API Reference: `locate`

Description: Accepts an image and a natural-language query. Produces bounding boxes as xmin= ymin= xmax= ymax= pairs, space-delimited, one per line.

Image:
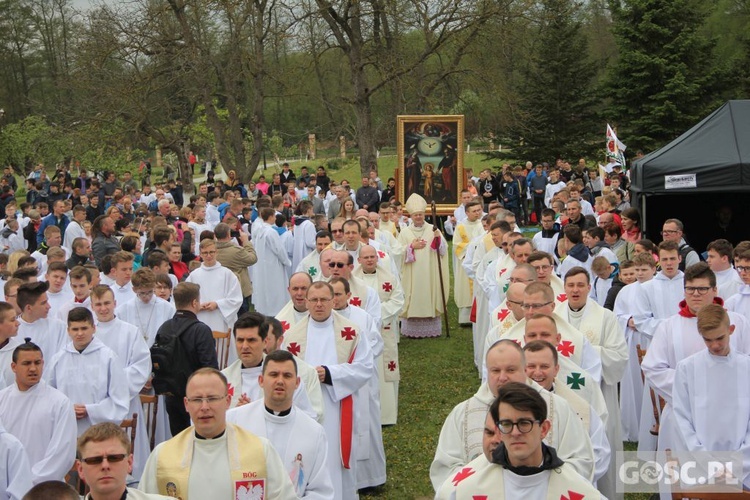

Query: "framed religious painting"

xmin=397 ymin=115 xmax=464 ymax=214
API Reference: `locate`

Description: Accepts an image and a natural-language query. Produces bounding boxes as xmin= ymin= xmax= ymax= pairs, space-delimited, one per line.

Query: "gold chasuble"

xmin=155 ymin=424 xmax=267 ymax=500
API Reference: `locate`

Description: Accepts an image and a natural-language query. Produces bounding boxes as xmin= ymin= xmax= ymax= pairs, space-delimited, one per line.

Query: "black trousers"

xmin=165 ymin=395 xmax=191 ymax=436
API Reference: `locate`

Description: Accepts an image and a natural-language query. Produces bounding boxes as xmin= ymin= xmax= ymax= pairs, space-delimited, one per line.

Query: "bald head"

xmin=506 ymin=282 xmax=527 ymax=320
xmin=355 ymin=209 xmax=369 ymax=219
xmin=358 ymin=245 xmax=378 ymax=272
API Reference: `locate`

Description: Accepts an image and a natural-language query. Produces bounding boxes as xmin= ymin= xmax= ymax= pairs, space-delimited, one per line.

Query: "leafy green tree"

xmin=506 ymin=0 xmax=600 ymax=162
xmin=603 ymin=0 xmax=729 ymax=152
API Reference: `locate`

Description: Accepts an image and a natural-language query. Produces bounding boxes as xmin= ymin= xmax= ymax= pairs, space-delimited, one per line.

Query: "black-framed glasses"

xmin=80 ymin=454 xmax=127 ymax=465
xmin=736 ymin=266 xmax=750 ymax=273
xmin=684 ymin=286 xmax=712 ymax=295
xmin=496 ymin=418 xmax=540 ymax=434
xmin=328 ymin=262 xmax=346 ymax=268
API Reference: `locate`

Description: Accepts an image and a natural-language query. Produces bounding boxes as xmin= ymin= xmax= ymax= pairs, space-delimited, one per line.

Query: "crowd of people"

xmin=0 ymin=158 xmax=746 ymax=500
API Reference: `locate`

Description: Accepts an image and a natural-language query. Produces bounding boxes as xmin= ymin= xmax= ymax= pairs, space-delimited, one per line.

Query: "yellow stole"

xmin=155 ymin=424 xmax=267 ymax=500
xmin=283 ymin=312 xmax=360 ymax=469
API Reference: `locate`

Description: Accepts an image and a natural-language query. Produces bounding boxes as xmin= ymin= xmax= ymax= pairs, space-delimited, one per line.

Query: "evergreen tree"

xmin=508 ymin=0 xmax=599 ymax=162
xmin=603 ymin=0 xmax=728 ymax=153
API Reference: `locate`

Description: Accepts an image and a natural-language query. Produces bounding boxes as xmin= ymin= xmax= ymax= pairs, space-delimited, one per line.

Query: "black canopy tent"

xmin=630 ymin=100 xmax=750 ymax=251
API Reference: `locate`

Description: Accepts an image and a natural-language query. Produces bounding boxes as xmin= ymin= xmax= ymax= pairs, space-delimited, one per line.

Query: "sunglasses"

xmin=328 ymin=262 xmax=346 ymax=268
xmin=80 ymin=454 xmax=127 ymax=465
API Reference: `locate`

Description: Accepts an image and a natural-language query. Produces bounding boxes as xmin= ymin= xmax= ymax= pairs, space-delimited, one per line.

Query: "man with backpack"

xmin=661 ymin=218 xmax=701 ymax=271
xmin=151 ymin=282 xmax=218 ymax=435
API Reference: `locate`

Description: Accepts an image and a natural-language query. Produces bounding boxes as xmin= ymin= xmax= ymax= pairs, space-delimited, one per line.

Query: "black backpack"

xmin=150 ymin=318 xmax=198 ymax=397
xmin=678 ymin=243 xmax=705 ymax=271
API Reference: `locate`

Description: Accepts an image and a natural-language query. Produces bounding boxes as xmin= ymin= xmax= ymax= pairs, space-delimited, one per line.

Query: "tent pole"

xmin=641 ymin=194 xmax=647 ymax=237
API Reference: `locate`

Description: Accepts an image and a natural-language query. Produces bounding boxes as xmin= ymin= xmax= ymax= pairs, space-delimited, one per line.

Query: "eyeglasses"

xmin=307 ymin=297 xmax=331 ymax=304
xmin=496 ymin=418 xmax=540 ymax=434
xmin=521 ymin=301 xmax=553 ymax=310
xmin=736 ymin=266 xmax=750 ymax=273
xmin=186 ymin=395 xmax=226 ymax=405
xmin=331 ymin=229 xmax=343 ymax=234
xmin=661 ymin=229 xmax=680 ymax=235
xmin=135 ymin=290 xmax=154 ymax=298
xmin=684 ymin=286 xmax=712 ymax=295
xmin=507 ymin=299 xmax=523 ymax=306
xmin=80 ymin=454 xmax=127 ymax=465
xmin=328 ymin=262 xmax=346 ymax=268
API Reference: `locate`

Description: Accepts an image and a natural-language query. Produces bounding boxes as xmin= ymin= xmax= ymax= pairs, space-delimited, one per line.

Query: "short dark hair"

xmin=658 ymin=240 xmax=679 ymax=254
xmin=173 ymin=282 xmax=200 ymax=309
xmin=523 ymin=339 xmax=559 ymax=366
xmin=707 ymin=239 xmax=733 ymax=260
xmin=68 ymin=306 xmax=94 ymax=325
xmin=213 ymin=223 xmax=231 ymax=240
xmin=260 ymin=317 xmax=284 ymax=341
xmin=12 ymin=267 xmax=39 ymax=283
xmin=263 ymin=349 xmax=298 ymax=375
xmin=684 ymin=262 xmax=716 ymax=288
xmin=147 ymin=252 xmax=170 ymax=269
xmin=328 ymin=276 xmax=351 ymax=294
xmin=69 ymin=266 xmax=92 ymax=283
xmin=12 ymin=338 xmax=42 ymax=363
xmin=316 ymin=230 xmax=332 ymax=241
xmin=564 ymin=266 xmax=590 ymax=284
xmin=489 ymin=381 xmax=547 ymax=424
xmin=234 ymin=311 xmax=267 ymax=339
xmin=17 ymin=281 xmax=49 ymax=311
xmin=22 ymin=480 xmax=79 ymax=500
xmin=46 ymin=261 xmax=68 ymax=275
xmin=563 ymin=224 xmax=582 ymax=244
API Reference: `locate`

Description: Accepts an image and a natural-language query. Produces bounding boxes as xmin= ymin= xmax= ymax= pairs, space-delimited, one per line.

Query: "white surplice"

xmin=296 ymin=249 xmax=323 ymax=280
xmin=62 ymin=220 xmax=86 ymax=252
xmin=0 ymin=422 xmax=33 ymax=500
xmin=287 ymin=315 xmax=373 ymax=500
xmin=111 ymin=281 xmax=136 ymax=307
xmin=292 ymin=218 xmax=317 ymax=272
xmin=632 ymin=271 xmax=684 ymax=338
xmin=642 ymin=309 xmax=750 ymax=453
xmin=18 ymin=317 xmax=68 ymax=361
xmin=673 ymin=349 xmax=750 ymax=488
xmin=221 ymin=357 xmax=320 ymax=422
xmin=95 ymin=317 xmax=152 ymax=478
xmin=251 ymin=221 xmax=292 ymax=316
xmin=56 ymin=297 xmax=94 ymax=323
xmin=116 ymin=295 xmax=176 ymax=347
xmin=226 ymin=402 xmax=334 ymax=499
xmin=45 ymin=337 xmax=130 ymax=435
xmin=337 ymin=305 xmax=386 ymax=489
xmin=0 ymin=380 xmax=77 ymax=484
xmin=726 ymin=284 xmax=750 ymax=322
xmin=429 ymin=381 xmax=595 ymax=491
xmin=46 ymin=288 xmax=74 ymax=320
xmin=614 ymin=281 xmax=646 ymax=442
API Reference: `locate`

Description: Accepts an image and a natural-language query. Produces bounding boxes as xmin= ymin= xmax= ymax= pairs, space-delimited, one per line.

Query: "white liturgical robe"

xmin=116 ymin=295 xmax=176 ymax=347
xmin=46 ymin=288 xmax=74 ymax=319
xmin=642 ymin=307 xmax=750 ymax=453
xmin=429 ymin=381 xmax=595 ymax=492
xmin=673 ymin=349 xmax=750 ymax=488
xmin=282 ymin=313 xmax=373 ymax=500
xmin=95 ymin=317 xmax=152 ymax=478
xmin=45 ymin=337 xmax=130 ymax=435
xmin=0 ymin=380 xmax=77 ymax=484
xmin=18 ymin=317 xmax=68 ymax=362
xmin=221 ymin=357 xmax=321 ymax=422
xmin=632 ymin=271 xmax=685 ymax=338
xmin=226 ymin=402 xmax=335 ymax=499
xmin=292 ymin=218 xmax=317 ymax=271
xmin=0 ymin=338 xmax=21 ymax=389
xmin=0 ymin=422 xmax=33 ymax=500
xmin=252 ymin=220 xmax=293 ymax=316
xmin=726 ymin=284 xmax=750 ymax=322
xmin=615 ymin=281 xmax=646 ymax=442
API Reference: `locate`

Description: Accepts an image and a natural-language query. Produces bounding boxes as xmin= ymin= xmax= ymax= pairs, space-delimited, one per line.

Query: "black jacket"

xmin=155 ymin=310 xmax=218 ymax=372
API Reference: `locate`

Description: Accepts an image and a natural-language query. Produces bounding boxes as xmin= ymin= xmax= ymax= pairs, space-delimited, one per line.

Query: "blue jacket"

xmin=36 ymin=213 xmax=70 ymax=245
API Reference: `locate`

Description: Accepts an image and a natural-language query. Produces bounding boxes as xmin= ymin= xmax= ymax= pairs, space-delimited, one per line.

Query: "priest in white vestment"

xmin=140 ymin=368 xmax=298 ymax=499
xmin=275 ymin=273 xmax=314 ymax=330
xmin=726 ymin=251 xmax=750 ymax=320
xmin=397 ymin=194 xmax=448 ymax=338
xmin=295 ymin=232 xmax=332 ymax=281
xmin=328 ymin=250 xmax=382 ymax=328
xmin=90 ymin=285 xmax=152 ymax=479
xmin=330 ymin=278 xmax=386 ymax=490
xmin=353 ymin=245 xmax=405 ymax=425
xmin=430 ymin=340 xmax=595 ymax=491
xmin=436 ymin=381 xmax=603 ymax=500
xmin=221 ymin=311 xmax=320 ymax=421
xmin=558 ymin=266 xmax=627 ymax=499
xmin=292 ymin=201 xmax=317 ymax=271
xmin=672 ymin=304 xmax=750 ymax=489
xmin=281 ymin=282 xmax=373 ymax=500
xmin=452 ymin=201 xmax=485 ymax=324
xmin=227 ymin=350 xmax=335 ymax=499
xmin=0 ymin=340 xmax=77 ymax=484
xmin=251 ymin=208 xmax=292 ymax=316
xmin=642 ymin=263 xmax=750 ymax=454
xmin=16 ymin=281 xmax=68 ymax=361
xmin=45 ymin=307 xmax=130 ymax=436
